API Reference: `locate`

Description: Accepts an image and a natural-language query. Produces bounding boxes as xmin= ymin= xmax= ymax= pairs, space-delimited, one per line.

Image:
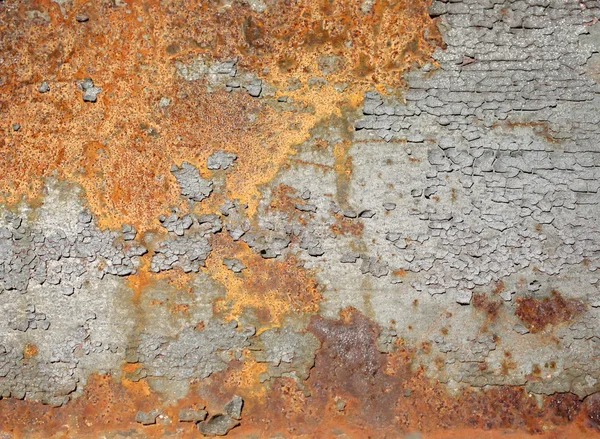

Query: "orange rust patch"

xmin=330 ymin=213 xmax=364 ymax=237
xmin=332 ymin=138 xmax=354 ymax=205
xmin=515 ymin=290 xmax=585 ymax=333
xmin=0 ymin=0 xmax=440 ymax=231
xmin=268 ymin=184 xmax=303 ymax=217
xmin=221 ymin=355 xmax=268 ymax=400
xmin=169 ymin=303 xmax=190 ymax=314
xmin=500 ymin=359 xmax=518 ymax=376
xmin=126 ymin=242 xmax=197 ymax=302
xmin=0 ymin=373 xmax=164 ymax=439
xmin=206 ymin=232 xmax=322 ymax=326
xmin=23 ymin=343 xmax=38 ymax=359
xmin=393 ymin=268 xmax=407 ymax=277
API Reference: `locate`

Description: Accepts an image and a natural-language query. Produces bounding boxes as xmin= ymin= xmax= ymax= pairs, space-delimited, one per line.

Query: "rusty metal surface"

xmin=1 ymin=0 xmax=600 ymax=438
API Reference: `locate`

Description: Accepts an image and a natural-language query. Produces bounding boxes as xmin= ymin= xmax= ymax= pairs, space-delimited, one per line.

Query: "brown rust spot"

xmin=500 ymin=359 xmax=517 ymax=376
xmin=515 ymin=290 xmax=585 ymax=333
xmin=492 ymin=279 xmax=504 ymax=295
xmin=548 ymin=393 xmax=582 ymax=423
xmin=472 ymin=293 xmax=502 ymax=320
xmin=330 ymin=213 xmax=364 ymax=237
xmin=307 ymin=308 xmax=403 ymax=425
xmin=586 ymin=393 xmax=600 ymax=430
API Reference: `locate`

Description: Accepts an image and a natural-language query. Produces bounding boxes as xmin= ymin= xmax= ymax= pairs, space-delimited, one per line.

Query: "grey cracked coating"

xmin=251 ymin=325 xmax=320 ymax=395
xmin=207 ymin=150 xmax=237 ymax=170
xmin=171 ymin=162 xmax=213 ymax=202
xmin=179 ymin=408 xmax=208 ymax=422
xmin=198 ymin=413 xmax=240 ymax=436
xmin=78 ymin=77 xmax=102 ymax=102
xmin=222 ymin=257 xmax=246 ymax=273
xmin=129 ymin=321 xmax=252 ymax=380
xmin=0 ymin=181 xmax=144 ymax=405
xmin=37 ymin=81 xmax=49 ymax=93
xmin=150 ymin=232 xmax=212 ymax=273
xmin=3 ymin=0 xmax=600 ymax=419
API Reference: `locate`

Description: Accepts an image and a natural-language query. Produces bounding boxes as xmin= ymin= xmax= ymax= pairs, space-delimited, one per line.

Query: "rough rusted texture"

xmin=2 ymin=0 xmax=600 ymax=437
xmin=207 ymin=231 xmax=322 ymax=325
xmin=472 ymin=293 xmax=502 ymax=321
xmin=587 ymin=393 xmax=600 ymax=430
xmin=515 ymin=291 xmax=586 ymax=333
xmin=300 ymin=309 xmax=591 ymax=436
xmin=0 ymin=0 xmax=440 ymax=231
xmin=2 ymin=308 xmax=600 ymax=438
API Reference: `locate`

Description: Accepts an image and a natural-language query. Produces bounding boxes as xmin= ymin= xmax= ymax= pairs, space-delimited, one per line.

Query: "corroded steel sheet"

xmin=1 ymin=0 xmax=600 ymax=438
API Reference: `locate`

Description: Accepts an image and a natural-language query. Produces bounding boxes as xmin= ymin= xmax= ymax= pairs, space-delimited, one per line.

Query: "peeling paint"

xmin=2 ymin=0 xmax=600 ymax=437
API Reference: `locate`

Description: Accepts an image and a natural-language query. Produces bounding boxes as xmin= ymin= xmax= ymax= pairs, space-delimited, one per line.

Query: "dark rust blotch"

xmin=515 ymin=290 xmax=585 ymax=333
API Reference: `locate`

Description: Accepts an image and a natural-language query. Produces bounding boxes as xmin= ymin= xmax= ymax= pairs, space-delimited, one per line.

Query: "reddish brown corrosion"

xmin=515 ymin=290 xmax=585 ymax=333
xmin=587 ymin=393 xmax=600 ymax=430
xmin=472 ymin=293 xmax=502 ymax=320
xmin=0 ymin=0 xmax=441 ymax=231
xmin=1 ymin=1 xmax=600 ymax=438
xmin=2 ymin=308 xmax=600 ymax=438
xmin=243 ymin=309 xmax=600 ymax=438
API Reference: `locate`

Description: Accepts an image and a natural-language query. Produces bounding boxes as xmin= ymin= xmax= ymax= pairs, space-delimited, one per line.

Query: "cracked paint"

xmin=2 ymin=0 xmax=600 ymax=438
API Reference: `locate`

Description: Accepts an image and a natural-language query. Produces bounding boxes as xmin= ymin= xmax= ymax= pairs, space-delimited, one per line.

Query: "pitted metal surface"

xmin=1 ymin=0 xmax=600 ymax=438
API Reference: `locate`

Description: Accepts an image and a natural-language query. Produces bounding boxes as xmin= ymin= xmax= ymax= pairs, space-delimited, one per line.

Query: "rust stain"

xmin=2 ymin=308 xmax=600 ymax=438
xmin=492 ymin=120 xmax=563 ymax=144
xmin=0 ymin=0 xmax=440 ymax=231
xmin=268 ymin=184 xmax=304 ymax=217
xmin=333 ymin=139 xmax=354 ymax=208
xmin=587 ymin=393 xmax=600 ymax=430
xmin=330 ymin=213 xmax=364 ymax=237
xmin=23 ymin=343 xmax=38 ymax=359
xmin=492 ymin=280 xmax=505 ymax=295
xmin=238 ymin=308 xmax=600 ymax=438
xmin=393 ymin=268 xmax=407 ymax=277
xmin=0 ymin=373 xmax=164 ymax=439
xmin=221 ymin=355 xmax=269 ymax=401
xmin=168 ymin=303 xmax=190 ymax=314
xmin=472 ymin=293 xmax=502 ymax=321
xmin=207 ymin=232 xmax=322 ymax=326
xmin=515 ymin=290 xmax=585 ymax=333
xmin=2 ymin=1 xmax=595 ymax=438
